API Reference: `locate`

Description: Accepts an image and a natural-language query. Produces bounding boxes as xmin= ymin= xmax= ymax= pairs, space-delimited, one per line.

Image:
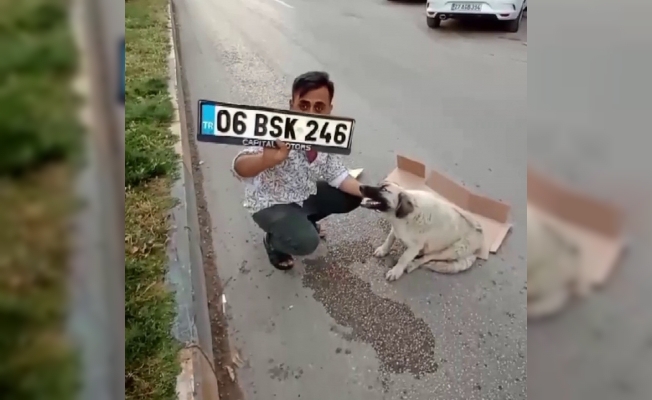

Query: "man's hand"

xmin=261 ymin=139 xmax=291 ymax=168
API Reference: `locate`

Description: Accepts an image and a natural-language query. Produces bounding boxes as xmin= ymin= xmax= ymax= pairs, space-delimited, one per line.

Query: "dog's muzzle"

xmin=361 ymin=198 xmax=383 ymax=209
xmin=360 ymin=185 xmax=389 ymax=211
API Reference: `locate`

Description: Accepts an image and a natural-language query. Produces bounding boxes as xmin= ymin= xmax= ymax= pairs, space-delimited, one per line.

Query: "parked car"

xmin=426 ymin=0 xmax=527 ymax=32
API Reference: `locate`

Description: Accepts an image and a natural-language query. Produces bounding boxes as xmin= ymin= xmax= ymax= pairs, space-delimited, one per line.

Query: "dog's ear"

xmin=395 ymin=192 xmax=414 ymax=219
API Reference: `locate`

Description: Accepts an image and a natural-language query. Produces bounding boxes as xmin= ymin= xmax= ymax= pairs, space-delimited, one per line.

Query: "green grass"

xmin=125 ymin=0 xmax=177 ymax=187
xmin=0 ymin=0 xmax=81 ymax=398
xmin=0 ymin=0 xmax=82 ymax=176
xmin=125 ymin=0 xmax=181 ymax=399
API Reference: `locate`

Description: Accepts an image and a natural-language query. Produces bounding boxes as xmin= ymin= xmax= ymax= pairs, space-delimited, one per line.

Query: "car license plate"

xmin=451 ymin=2 xmax=482 ymax=11
xmin=198 ymin=100 xmax=356 ymax=155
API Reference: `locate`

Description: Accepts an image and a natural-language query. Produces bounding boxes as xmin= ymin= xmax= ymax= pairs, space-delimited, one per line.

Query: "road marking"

xmin=271 ymin=0 xmax=293 ymax=9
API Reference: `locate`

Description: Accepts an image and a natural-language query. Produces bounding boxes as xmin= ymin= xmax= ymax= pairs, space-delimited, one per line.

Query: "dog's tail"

xmin=426 ymin=255 xmax=477 ymax=274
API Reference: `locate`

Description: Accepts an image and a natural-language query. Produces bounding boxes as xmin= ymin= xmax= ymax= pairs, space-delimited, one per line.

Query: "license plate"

xmin=451 ymin=2 xmax=482 ymax=11
xmin=198 ymin=100 xmax=355 ymax=155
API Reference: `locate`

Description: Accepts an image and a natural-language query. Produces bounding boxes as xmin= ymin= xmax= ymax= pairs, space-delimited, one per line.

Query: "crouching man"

xmin=232 ymin=71 xmax=363 ymax=270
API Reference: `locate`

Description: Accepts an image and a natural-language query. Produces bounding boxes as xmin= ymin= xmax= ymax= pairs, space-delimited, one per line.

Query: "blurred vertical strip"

xmin=68 ymin=0 xmax=125 ymax=399
xmin=0 ymin=0 xmax=83 ymax=398
xmin=120 ymin=37 xmax=126 ymax=104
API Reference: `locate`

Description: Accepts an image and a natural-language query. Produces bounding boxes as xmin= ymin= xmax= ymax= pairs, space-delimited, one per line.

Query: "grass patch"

xmin=125 ymin=0 xmax=181 ymax=399
xmin=0 ymin=167 xmax=79 ymax=399
xmin=0 ymin=0 xmax=82 ymax=176
xmin=125 ymin=180 xmax=179 ymax=400
xmin=0 ymin=0 xmax=81 ymax=398
xmin=125 ymin=0 xmax=177 ymax=187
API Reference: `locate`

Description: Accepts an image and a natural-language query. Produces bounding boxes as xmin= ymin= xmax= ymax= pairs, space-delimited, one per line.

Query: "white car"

xmin=426 ymin=1 xmax=527 ymax=32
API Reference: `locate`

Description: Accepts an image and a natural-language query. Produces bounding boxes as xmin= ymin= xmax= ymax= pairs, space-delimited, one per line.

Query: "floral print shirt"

xmin=231 ymin=147 xmax=350 ymax=214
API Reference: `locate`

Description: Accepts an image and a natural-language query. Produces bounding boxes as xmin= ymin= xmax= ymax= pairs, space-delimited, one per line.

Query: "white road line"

xmin=271 ymin=0 xmax=294 ymax=9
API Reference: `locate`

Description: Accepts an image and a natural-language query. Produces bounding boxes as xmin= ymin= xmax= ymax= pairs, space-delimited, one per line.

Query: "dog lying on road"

xmin=360 ymin=181 xmax=484 ymax=282
xmin=527 ymin=207 xmax=587 ymax=319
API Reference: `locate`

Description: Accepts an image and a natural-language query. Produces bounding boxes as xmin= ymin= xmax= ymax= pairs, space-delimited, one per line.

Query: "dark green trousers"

xmin=252 ymin=181 xmax=361 ymax=256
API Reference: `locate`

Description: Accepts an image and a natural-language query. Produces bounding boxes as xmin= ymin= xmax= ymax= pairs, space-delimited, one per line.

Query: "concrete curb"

xmin=69 ymin=0 xmax=125 ymax=399
xmin=166 ymin=3 xmax=220 ymax=400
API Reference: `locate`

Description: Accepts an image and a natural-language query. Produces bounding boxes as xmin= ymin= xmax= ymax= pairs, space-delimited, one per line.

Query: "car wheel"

xmin=427 ymin=16 xmax=441 ymax=29
xmin=505 ymin=7 xmax=523 ymax=32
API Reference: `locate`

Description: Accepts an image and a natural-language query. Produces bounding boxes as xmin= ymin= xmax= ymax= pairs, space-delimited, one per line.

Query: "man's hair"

xmin=292 ymin=71 xmax=334 ymax=101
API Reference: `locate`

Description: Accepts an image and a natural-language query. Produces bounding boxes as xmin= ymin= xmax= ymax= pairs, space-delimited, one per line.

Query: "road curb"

xmin=167 ymin=2 xmax=220 ymax=400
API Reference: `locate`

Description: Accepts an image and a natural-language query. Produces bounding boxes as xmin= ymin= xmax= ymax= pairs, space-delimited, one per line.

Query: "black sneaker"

xmin=263 ymin=233 xmax=294 ymax=270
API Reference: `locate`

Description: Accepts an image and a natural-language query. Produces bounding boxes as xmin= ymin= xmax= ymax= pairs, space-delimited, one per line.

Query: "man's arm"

xmin=339 ymin=175 xmax=363 ymax=197
xmin=233 ymin=140 xmax=290 ymax=178
xmin=232 ymin=147 xmax=267 ymax=179
xmin=321 ymin=154 xmax=363 ymax=197
xmin=234 ymin=152 xmax=275 ymax=178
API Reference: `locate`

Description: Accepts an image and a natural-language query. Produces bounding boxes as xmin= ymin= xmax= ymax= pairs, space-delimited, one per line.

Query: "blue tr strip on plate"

xmin=200 ymin=104 xmax=216 ymax=135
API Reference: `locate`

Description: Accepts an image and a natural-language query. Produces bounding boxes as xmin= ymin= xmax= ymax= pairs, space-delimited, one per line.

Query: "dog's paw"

xmin=385 ymin=266 xmax=405 ymax=282
xmin=373 ymin=246 xmax=389 ymax=258
xmin=527 ymin=290 xmax=570 ymax=319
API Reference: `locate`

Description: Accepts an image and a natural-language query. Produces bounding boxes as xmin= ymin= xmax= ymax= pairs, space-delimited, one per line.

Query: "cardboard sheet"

xmin=527 ymin=168 xmax=626 ymax=287
xmin=385 ymin=155 xmax=512 ymax=259
xmin=348 ymin=168 xmax=364 ymax=179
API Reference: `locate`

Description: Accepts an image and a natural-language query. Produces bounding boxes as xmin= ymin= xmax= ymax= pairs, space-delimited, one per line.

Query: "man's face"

xmin=289 ymin=86 xmax=333 ymax=115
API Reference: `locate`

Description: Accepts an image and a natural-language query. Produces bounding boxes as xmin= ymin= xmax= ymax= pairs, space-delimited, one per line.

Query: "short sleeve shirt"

xmin=231 ymin=147 xmax=349 ymax=214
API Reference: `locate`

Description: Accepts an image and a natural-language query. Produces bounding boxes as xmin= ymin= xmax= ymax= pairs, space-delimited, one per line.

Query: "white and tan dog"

xmin=527 ymin=207 xmax=588 ymax=319
xmin=360 ymin=181 xmax=484 ymax=282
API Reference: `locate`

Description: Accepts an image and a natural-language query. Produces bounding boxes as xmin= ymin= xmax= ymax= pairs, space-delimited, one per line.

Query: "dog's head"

xmin=360 ymin=181 xmax=415 ymax=218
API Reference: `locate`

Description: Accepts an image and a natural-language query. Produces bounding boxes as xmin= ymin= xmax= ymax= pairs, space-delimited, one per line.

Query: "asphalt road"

xmin=173 ymin=0 xmax=527 ymax=399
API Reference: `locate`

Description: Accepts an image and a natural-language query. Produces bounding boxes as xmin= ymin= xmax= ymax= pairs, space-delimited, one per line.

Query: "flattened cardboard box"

xmin=527 ymin=167 xmax=626 ymax=287
xmin=348 ymin=168 xmax=364 ymax=179
xmin=385 ymin=155 xmax=512 ymax=260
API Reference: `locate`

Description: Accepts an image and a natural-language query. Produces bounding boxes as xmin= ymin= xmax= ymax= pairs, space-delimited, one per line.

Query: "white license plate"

xmin=451 ymin=2 xmax=482 ymax=11
xmin=198 ymin=100 xmax=355 ymax=155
